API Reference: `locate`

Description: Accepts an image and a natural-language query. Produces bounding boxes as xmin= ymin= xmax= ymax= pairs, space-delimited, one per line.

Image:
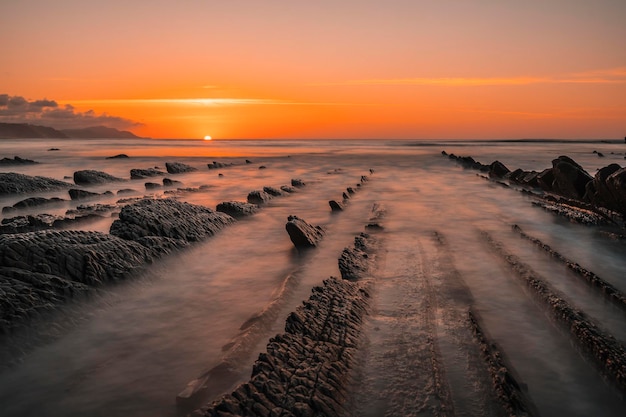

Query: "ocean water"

xmin=0 ymin=138 xmax=625 ymax=416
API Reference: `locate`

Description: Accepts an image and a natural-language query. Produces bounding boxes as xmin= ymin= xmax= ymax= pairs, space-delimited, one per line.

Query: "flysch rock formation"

xmin=444 ymin=152 xmax=626 ymax=227
xmin=0 ymin=230 xmax=168 ymax=334
xmin=110 ymin=198 xmax=234 ymax=243
xmin=166 ymin=162 xmax=198 ymax=174
xmin=285 ymin=215 xmax=325 ymax=249
xmin=73 ymin=170 xmax=126 ymax=186
xmin=194 ymin=233 xmax=378 ymax=417
xmin=0 ymin=198 xmax=236 ymax=334
xmin=216 ymin=201 xmax=260 ymax=219
xmin=0 ymin=172 xmax=73 ymax=195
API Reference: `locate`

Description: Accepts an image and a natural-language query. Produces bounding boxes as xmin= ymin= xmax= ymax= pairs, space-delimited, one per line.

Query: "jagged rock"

xmin=73 ymin=170 xmax=126 ymax=185
xmin=262 ymin=186 xmax=282 ymax=196
xmin=130 ymin=168 xmax=165 ymax=179
xmin=110 ymin=198 xmax=234 ymax=242
xmin=280 ymin=185 xmax=295 ymax=193
xmin=0 ymin=173 xmax=73 ymax=195
xmin=247 ymin=190 xmax=272 ymax=204
xmin=66 ymin=203 xmax=117 ymax=217
xmin=285 ymin=215 xmax=325 ymax=249
xmin=605 ymin=167 xmax=626 ymax=215
xmin=550 ymin=156 xmax=593 ymax=199
xmin=117 ymin=188 xmax=137 ymax=195
xmin=347 ymin=187 xmax=356 ymax=194
xmin=2 ymin=197 xmax=66 ymax=214
xmin=207 ymin=161 xmax=232 ymax=169
xmin=145 ymin=182 xmax=161 ymax=190
xmin=68 ymin=188 xmax=112 ymax=200
xmin=165 ymin=162 xmax=197 ymax=174
xmin=584 ymin=164 xmax=622 ymax=210
xmin=163 ymin=178 xmax=183 ymax=187
xmin=216 ymin=201 xmax=259 ymax=218
xmin=291 ymin=178 xmax=305 ymax=187
xmin=245 ymin=159 xmax=252 ymax=164
xmin=338 ymin=234 xmax=372 ymax=280
xmin=106 ymin=154 xmax=129 ymax=159
xmin=0 ymin=214 xmax=60 ymax=234
xmin=0 ymin=156 xmax=38 ymax=165
xmin=489 ymin=160 xmax=511 ymax=178
xmin=0 ymin=229 xmax=176 ymax=332
xmin=329 ymin=200 xmax=344 ymax=211
xmin=537 ymin=168 xmax=555 ymax=192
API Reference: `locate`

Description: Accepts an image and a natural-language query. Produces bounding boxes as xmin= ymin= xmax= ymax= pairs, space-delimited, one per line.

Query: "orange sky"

xmin=1 ymin=1 xmax=625 ymax=139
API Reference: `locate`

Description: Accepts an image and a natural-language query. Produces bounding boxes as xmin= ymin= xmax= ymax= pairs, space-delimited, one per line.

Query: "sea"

xmin=0 ymin=138 xmax=625 ymax=417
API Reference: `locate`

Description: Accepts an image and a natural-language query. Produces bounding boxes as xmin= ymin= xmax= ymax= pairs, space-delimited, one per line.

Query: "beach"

xmin=0 ymin=138 xmax=625 ymax=417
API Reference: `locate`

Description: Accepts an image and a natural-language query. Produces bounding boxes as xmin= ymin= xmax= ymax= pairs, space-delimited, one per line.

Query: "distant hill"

xmin=0 ymin=123 xmax=141 ymax=139
xmin=61 ymin=126 xmax=141 ymax=139
xmin=0 ymin=123 xmax=68 ymax=139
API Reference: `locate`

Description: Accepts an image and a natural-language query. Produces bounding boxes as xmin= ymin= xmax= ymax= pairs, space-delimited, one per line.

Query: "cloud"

xmin=0 ymin=94 xmax=142 ymax=129
xmin=321 ymin=67 xmax=626 ymax=87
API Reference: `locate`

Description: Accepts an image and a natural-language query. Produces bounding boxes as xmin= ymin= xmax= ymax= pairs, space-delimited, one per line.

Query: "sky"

xmin=1 ymin=0 xmax=625 ymax=139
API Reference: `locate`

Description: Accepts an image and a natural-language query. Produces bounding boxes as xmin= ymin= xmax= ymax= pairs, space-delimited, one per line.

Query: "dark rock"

xmin=605 ymin=167 xmax=626 ymax=215
xmin=551 ymin=156 xmax=592 ymax=199
xmin=537 ymin=168 xmax=555 ymax=192
xmin=216 ymin=201 xmax=259 ymax=218
xmin=441 ymin=150 xmax=448 ymax=156
xmin=280 ymin=185 xmax=296 ymax=193
xmin=207 ymin=161 xmax=233 ymax=169
xmin=488 ymin=160 xmax=511 ymax=178
xmin=0 ymin=156 xmax=38 ymax=165
xmin=68 ymin=188 xmax=112 ymax=201
xmin=247 ymin=190 xmax=272 ymax=204
xmin=48 ymin=148 xmax=60 ymax=151
xmin=583 ymin=164 xmax=622 ymax=209
xmin=117 ymin=188 xmax=137 ymax=195
xmin=73 ymin=170 xmax=126 ymax=185
xmin=338 ymin=234 xmax=373 ymax=280
xmin=285 ymin=215 xmax=325 ymax=249
xmin=145 ymin=182 xmax=162 ymax=190
xmin=245 ymin=159 xmax=252 ymax=164
xmin=262 ymin=186 xmax=282 ymax=196
xmin=110 ymin=198 xmax=234 ymax=243
xmin=165 ymin=162 xmax=197 ymax=174
xmin=258 ymin=165 xmax=267 ymax=169
xmin=163 ymin=178 xmax=183 ymax=187
xmin=347 ymin=187 xmax=355 ymax=194
xmin=291 ymin=178 xmax=305 ymax=187
xmin=342 ymin=192 xmax=350 ymax=200
xmin=0 ymin=214 xmax=60 ymax=234
xmin=52 ymin=213 xmax=104 ymax=229
xmin=329 ymin=200 xmax=344 ymax=211
xmin=130 ymin=168 xmax=165 ymax=179
xmin=218 ymin=173 xmax=223 ymax=177
xmin=0 ymin=173 xmax=73 ymax=195
xmin=2 ymin=197 xmax=66 ymax=213
xmin=106 ymin=154 xmax=129 ymax=159
xmin=0 ymin=229 xmax=178 ymax=332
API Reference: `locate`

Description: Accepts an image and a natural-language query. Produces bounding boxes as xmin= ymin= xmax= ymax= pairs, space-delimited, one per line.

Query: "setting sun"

xmin=204 ymin=135 xmax=212 ymax=141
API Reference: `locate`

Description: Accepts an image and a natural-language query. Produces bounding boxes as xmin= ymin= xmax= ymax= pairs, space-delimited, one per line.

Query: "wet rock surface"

xmin=73 ymin=170 xmax=126 ymax=186
xmin=130 ymin=168 xmax=166 ymax=179
xmin=216 ymin=201 xmax=260 ymax=218
xmin=445 ymin=152 xmax=626 ymax=226
xmin=285 ymin=215 xmax=325 ymax=249
xmin=0 ymin=156 xmax=38 ymax=166
xmin=0 ymin=173 xmax=73 ymax=195
xmin=110 ymin=198 xmax=234 ymax=243
xmin=165 ymin=162 xmax=197 ymax=174
xmin=2 ymin=197 xmax=66 ymax=214
xmin=0 ymin=230 xmax=166 ymax=333
xmin=68 ymin=188 xmax=113 ymax=201
xmin=247 ymin=190 xmax=273 ymax=205
xmin=196 ymin=234 xmax=376 ymax=417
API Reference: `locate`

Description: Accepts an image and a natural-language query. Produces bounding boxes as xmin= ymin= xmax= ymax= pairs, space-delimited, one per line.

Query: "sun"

xmin=204 ymin=135 xmax=212 ymax=141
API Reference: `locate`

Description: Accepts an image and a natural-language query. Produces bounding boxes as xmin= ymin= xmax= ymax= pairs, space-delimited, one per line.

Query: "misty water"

xmin=0 ymin=139 xmax=625 ymax=416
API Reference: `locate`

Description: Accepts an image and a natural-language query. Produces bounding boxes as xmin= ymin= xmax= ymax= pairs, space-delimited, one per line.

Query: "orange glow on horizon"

xmin=2 ymin=1 xmax=625 ymax=140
